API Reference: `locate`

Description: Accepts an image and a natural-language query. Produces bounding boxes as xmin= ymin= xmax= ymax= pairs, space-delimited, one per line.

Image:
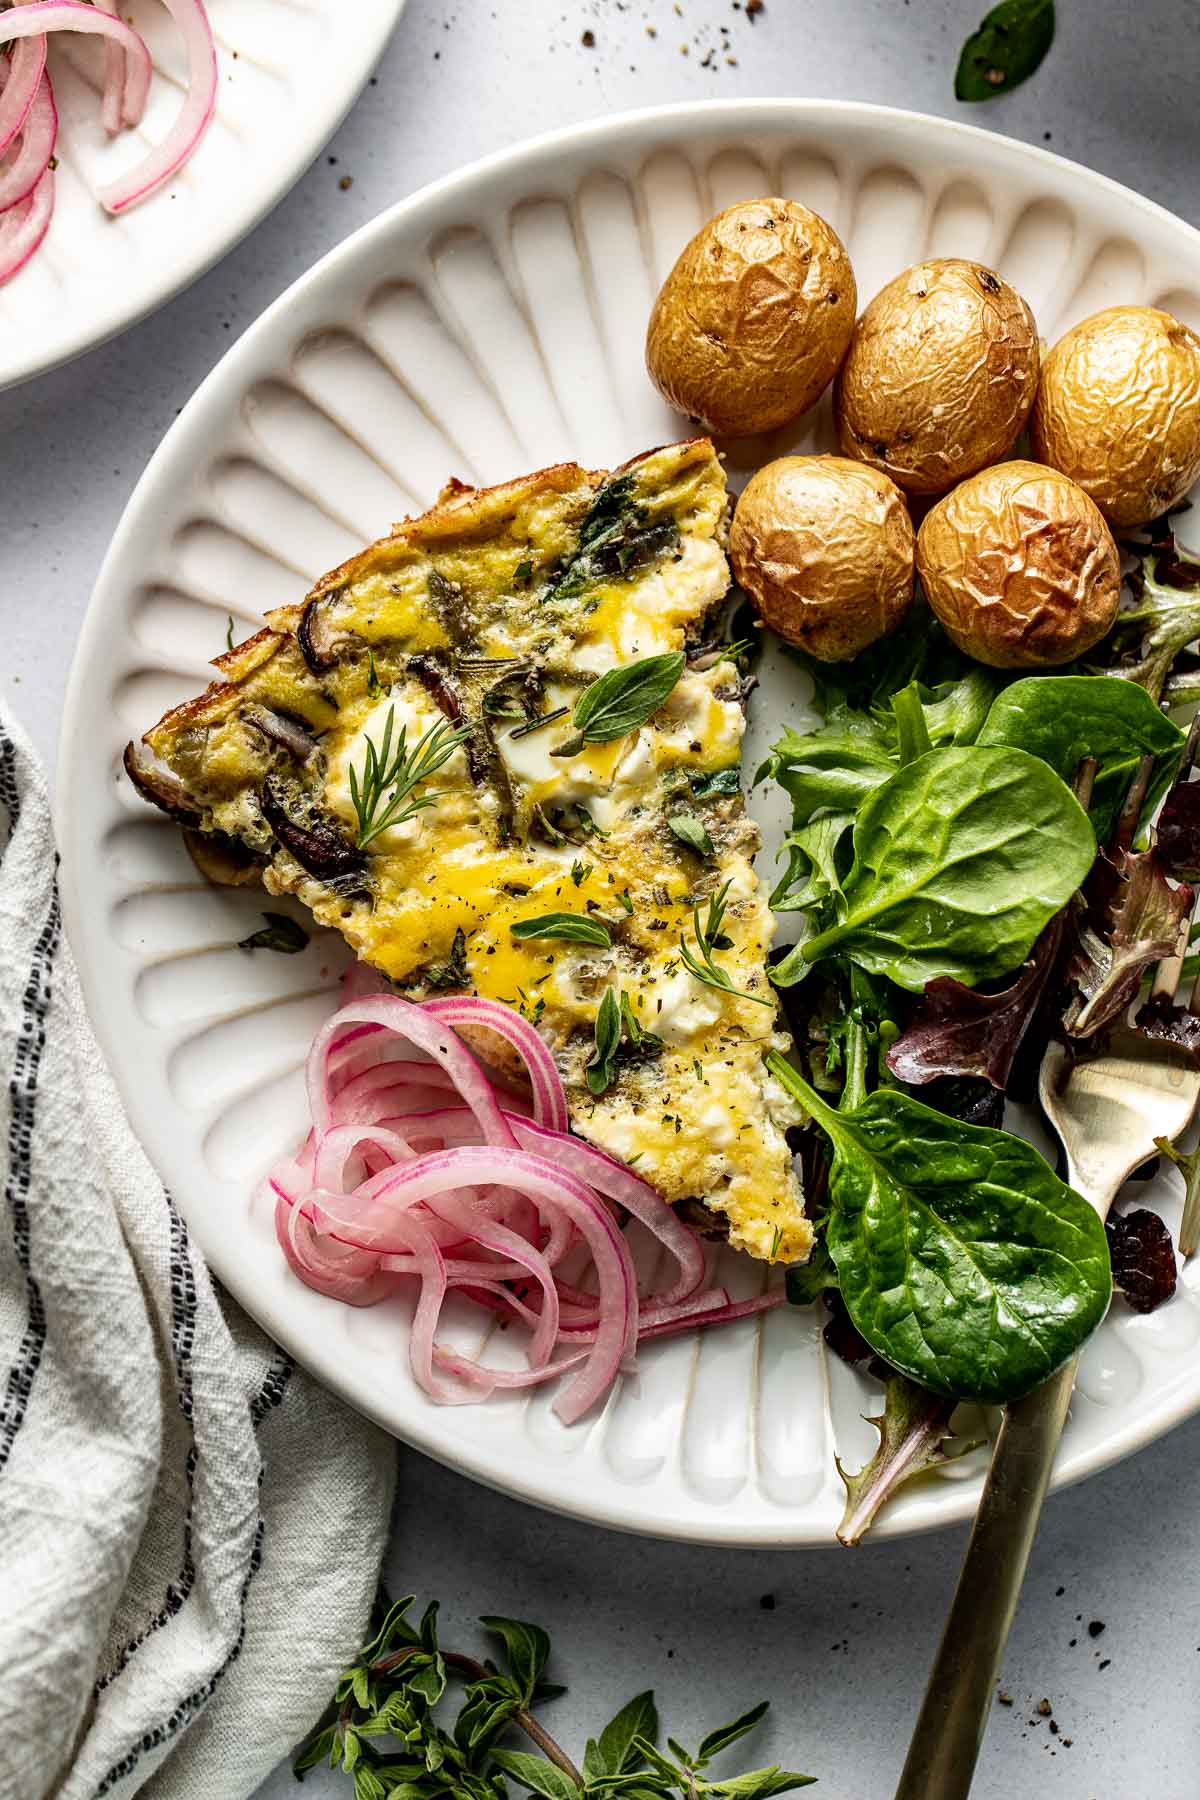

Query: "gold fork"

xmin=894 ymin=774 xmax=1200 ymax=1800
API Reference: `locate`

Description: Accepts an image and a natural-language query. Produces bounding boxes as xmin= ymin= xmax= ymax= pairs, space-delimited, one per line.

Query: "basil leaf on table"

xmin=797 ymin=746 xmax=1095 ymax=992
xmin=955 ymin=0 xmax=1055 ymax=101
xmin=554 ymin=651 xmax=685 ymax=756
xmin=766 ymin=1055 xmax=1112 ymax=1403
xmin=978 ymin=674 xmax=1185 ymax=842
xmin=511 ymin=912 xmax=612 ymax=948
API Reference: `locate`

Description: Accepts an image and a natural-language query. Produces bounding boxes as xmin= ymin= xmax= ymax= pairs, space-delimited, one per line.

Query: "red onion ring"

xmin=0 ymin=7 xmax=152 ymax=129
xmin=271 ymin=982 xmax=789 ymax=1425
xmin=0 ymin=70 xmax=55 ymax=213
xmin=0 ymin=37 xmax=47 ymax=159
xmin=99 ymin=0 xmax=217 ymax=214
xmin=0 ymin=162 xmax=52 ymax=285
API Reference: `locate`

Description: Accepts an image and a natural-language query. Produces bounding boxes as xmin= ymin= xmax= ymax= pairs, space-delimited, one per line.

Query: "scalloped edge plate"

xmin=58 ymin=100 xmax=1200 ymax=1544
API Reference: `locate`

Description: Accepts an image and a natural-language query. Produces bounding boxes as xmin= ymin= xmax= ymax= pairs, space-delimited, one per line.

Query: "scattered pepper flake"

xmin=581 ymin=27 xmax=596 ymax=46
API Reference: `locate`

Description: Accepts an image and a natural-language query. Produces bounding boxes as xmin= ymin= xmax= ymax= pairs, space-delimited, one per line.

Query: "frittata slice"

xmin=130 ymin=439 xmax=810 ymax=1263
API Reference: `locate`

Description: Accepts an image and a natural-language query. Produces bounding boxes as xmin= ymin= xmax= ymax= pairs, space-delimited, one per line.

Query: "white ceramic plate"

xmin=0 ymin=0 xmax=404 ymax=390
xmin=59 ymin=101 xmax=1200 ymax=1545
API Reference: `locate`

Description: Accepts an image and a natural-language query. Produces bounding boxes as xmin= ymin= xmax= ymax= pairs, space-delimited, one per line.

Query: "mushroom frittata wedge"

xmin=126 ymin=438 xmax=810 ymax=1263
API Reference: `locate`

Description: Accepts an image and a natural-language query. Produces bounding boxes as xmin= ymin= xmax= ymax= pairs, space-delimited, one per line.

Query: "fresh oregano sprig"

xmin=350 ymin=707 xmax=473 ymax=849
xmin=294 ymin=1595 xmax=815 ymax=1799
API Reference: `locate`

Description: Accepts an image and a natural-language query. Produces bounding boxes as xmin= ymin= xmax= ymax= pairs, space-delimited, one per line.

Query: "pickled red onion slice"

xmin=0 ymin=163 xmax=53 ymax=286
xmin=270 ymin=981 xmax=786 ymax=1424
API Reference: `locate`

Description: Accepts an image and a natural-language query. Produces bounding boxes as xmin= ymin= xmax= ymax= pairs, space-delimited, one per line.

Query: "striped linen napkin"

xmin=0 ymin=705 xmax=396 ymax=1799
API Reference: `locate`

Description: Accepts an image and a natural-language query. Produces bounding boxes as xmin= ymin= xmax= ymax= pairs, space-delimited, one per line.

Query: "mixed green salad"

xmin=759 ymin=522 xmax=1200 ymax=1540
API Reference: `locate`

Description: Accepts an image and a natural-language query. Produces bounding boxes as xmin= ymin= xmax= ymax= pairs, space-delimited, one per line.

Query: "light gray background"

xmin=4 ymin=1 xmax=1200 ymax=1795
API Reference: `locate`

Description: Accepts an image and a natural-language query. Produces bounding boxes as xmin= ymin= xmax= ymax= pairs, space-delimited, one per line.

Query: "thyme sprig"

xmin=680 ymin=881 xmax=774 ymax=1008
xmin=295 ymin=1593 xmax=815 ymax=1798
xmin=349 ymin=707 xmax=472 ymax=849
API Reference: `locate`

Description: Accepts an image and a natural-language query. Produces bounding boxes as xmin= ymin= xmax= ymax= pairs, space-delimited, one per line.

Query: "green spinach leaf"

xmin=978 ymin=674 xmax=1185 ymax=841
xmin=955 ymin=0 xmax=1055 ymax=101
xmin=766 ymin=1055 xmax=1112 ymax=1403
xmin=799 ymin=746 xmax=1095 ymax=992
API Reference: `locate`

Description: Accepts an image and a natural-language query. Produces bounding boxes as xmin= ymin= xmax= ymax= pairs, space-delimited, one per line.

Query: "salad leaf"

xmin=885 ymin=916 xmax=1064 ymax=1090
xmin=1099 ymin=538 xmax=1200 ymax=700
xmin=978 ymin=675 xmax=1185 ymax=841
xmin=835 ymin=1377 xmax=969 ymax=1547
xmin=798 ymin=747 xmax=1095 ymax=993
xmin=1155 ymin=777 xmax=1200 ymax=881
xmin=765 ymin=729 xmax=895 ymax=833
xmin=955 ymin=0 xmax=1055 ymax=101
xmin=766 ymin=1055 xmax=1113 ymax=1404
xmin=1063 ymin=846 xmax=1194 ymax=1037
xmin=770 ymin=813 xmax=851 ymax=915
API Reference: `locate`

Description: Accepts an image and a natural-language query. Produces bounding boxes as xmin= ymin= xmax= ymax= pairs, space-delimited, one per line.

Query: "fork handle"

xmin=892 ymin=1357 xmax=1078 ymax=1800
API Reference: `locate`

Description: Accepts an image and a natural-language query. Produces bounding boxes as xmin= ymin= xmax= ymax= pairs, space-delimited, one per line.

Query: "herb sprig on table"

xmin=295 ymin=1595 xmax=815 ymax=1798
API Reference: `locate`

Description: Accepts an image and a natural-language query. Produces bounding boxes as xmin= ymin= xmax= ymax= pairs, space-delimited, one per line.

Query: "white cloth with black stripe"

xmin=0 ymin=708 xmax=397 ymax=1800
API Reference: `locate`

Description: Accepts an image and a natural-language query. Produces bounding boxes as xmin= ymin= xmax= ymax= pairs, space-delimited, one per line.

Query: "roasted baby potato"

xmin=834 ymin=258 xmax=1039 ymax=496
xmin=916 ymin=459 xmax=1120 ymax=668
xmin=729 ymin=455 xmax=915 ymax=661
xmin=1030 ymin=305 xmax=1200 ymax=528
xmin=645 ymin=197 xmax=856 ymax=437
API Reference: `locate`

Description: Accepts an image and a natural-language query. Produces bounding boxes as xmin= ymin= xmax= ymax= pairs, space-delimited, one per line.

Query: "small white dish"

xmin=0 ymin=0 xmax=404 ymax=389
xmin=59 ymin=99 xmax=1200 ymax=1545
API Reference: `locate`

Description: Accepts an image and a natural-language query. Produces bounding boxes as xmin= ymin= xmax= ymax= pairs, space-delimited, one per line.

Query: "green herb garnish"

xmin=366 ymin=650 xmax=381 ymax=698
xmin=237 ymin=911 xmax=308 ymax=955
xmin=668 ymin=812 xmax=714 ymax=858
xmin=553 ymin=652 xmax=685 ymax=757
xmin=349 ymin=707 xmax=472 ymax=849
xmin=510 ymin=705 xmax=571 ymax=741
xmin=570 ymin=860 xmax=592 ymax=887
xmin=514 ymin=558 xmax=534 ymax=585
xmin=586 ymin=987 xmax=622 ymax=1095
xmin=512 ymin=912 xmax=612 ymax=948
xmin=955 ymin=0 xmax=1055 ymax=100
xmin=296 ymin=1593 xmax=814 ymax=1795
xmin=679 ymin=881 xmax=774 ymax=1008
xmin=425 ymin=925 xmax=469 ymax=989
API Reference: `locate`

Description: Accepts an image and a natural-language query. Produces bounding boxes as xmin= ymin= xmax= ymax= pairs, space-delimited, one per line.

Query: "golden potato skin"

xmin=1030 ymin=305 xmax=1200 ymax=528
xmin=916 ymin=460 xmax=1120 ymax=669
xmin=645 ymin=198 xmax=856 ymax=438
xmin=730 ymin=455 xmax=915 ymax=662
xmin=834 ymin=259 xmax=1039 ymax=496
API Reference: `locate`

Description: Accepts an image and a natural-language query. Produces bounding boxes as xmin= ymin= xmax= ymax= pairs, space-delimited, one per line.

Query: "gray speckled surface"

xmin=5 ymin=1 xmax=1200 ymax=1794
